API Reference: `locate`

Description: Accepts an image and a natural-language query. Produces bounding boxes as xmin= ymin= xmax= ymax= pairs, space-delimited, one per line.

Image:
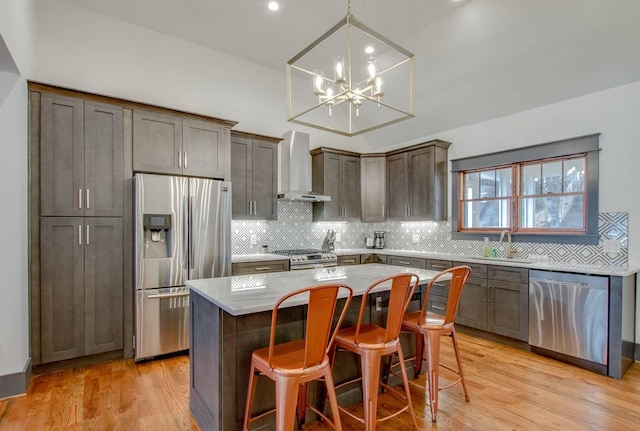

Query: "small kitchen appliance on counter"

xmin=374 ymin=231 xmax=385 ymax=249
xmin=365 ymin=237 xmax=375 ymax=248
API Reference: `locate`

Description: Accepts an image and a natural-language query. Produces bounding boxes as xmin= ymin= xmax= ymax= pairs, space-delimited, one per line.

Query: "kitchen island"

xmin=187 ymin=264 xmax=446 ymax=431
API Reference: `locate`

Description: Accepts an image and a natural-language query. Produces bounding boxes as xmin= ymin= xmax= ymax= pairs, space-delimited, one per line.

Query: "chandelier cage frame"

xmin=286 ymin=9 xmax=415 ymax=137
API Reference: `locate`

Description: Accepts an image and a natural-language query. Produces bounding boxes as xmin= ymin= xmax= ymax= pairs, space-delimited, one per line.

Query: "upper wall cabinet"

xmin=311 ymin=147 xmax=361 ymax=222
xmin=231 ymin=131 xmax=280 ymax=220
xmin=40 ymin=94 xmax=124 ymax=217
xmin=386 ymin=140 xmax=450 ymax=221
xmin=133 ymin=109 xmax=230 ymax=180
xmin=360 ymin=154 xmax=386 ymax=222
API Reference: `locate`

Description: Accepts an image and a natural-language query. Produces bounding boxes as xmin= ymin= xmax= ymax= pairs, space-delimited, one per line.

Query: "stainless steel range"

xmin=272 ymin=249 xmax=337 ymax=270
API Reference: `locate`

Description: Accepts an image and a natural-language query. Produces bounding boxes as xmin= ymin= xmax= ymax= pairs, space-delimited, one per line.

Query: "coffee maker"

xmin=374 ymin=231 xmax=385 ymax=249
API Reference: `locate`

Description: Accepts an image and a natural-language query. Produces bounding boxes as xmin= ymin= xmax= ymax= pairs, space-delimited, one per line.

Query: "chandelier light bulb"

xmin=313 ymin=70 xmax=325 ymax=96
xmin=333 ymin=56 xmax=345 ymax=83
xmin=367 ymin=57 xmax=377 ymax=82
xmin=374 ymin=76 xmax=383 ymax=97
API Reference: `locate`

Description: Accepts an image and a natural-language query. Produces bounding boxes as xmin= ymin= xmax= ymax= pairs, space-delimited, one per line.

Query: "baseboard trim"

xmin=0 ymin=357 xmax=32 ymax=400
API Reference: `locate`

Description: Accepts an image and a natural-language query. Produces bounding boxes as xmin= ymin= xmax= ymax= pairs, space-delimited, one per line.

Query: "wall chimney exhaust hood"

xmin=278 ymin=131 xmax=330 ymax=202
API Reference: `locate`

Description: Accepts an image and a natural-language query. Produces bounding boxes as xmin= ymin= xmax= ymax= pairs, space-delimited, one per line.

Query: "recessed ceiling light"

xmin=268 ymin=1 xmax=279 ymax=11
xmin=365 ymin=46 xmax=374 ymax=54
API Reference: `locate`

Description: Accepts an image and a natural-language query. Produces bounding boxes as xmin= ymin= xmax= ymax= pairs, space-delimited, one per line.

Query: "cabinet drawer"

xmin=489 ymin=265 xmax=528 ymax=283
xmin=453 ymin=261 xmax=487 ymax=279
xmin=232 ymin=260 xmax=289 ymax=275
xmin=427 ymin=259 xmax=452 ymax=272
xmin=338 ymin=255 xmax=361 ymax=266
xmin=386 ymin=256 xmax=427 ymax=269
xmin=427 ymin=295 xmax=448 ymax=314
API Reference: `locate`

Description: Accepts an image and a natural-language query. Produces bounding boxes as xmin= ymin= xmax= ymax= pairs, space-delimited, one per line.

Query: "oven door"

xmin=290 ymin=263 xmax=338 ymax=271
xmin=135 ymin=286 xmax=190 ymax=360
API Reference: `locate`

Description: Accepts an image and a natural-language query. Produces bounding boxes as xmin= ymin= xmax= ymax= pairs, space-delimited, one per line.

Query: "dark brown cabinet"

xmin=311 ymin=148 xmax=361 ymax=222
xmin=360 ymin=154 xmax=386 ymax=222
xmin=231 ymin=132 xmax=279 ymax=220
xmin=386 ymin=255 xmax=427 ymax=269
xmin=133 ymin=109 xmax=229 ymax=179
xmin=40 ymin=95 xmax=123 ymax=217
xmin=40 ymin=217 xmax=123 ymax=363
xmin=231 ymin=260 xmax=290 ymax=275
xmin=386 ymin=140 xmax=450 ymax=221
xmin=455 ymin=262 xmax=529 ymax=342
xmin=337 ymin=255 xmax=361 ymax=266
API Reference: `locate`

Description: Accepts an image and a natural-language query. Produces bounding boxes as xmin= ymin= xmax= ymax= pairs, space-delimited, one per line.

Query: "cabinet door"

xmin=455 ymin=277 xmax=488 ymax=330
xmin=323 ymin=153 xmax=343 ymax=220
xmin=133 ymin=109 xmax=183 ymax=175
xmin=251 ymin=140 xmax=278 ymax=220
xmin=386 ymin=153 xmax=408 ymax=220
xmin=341 ymin=155 xmax=361 ymax=220
xmin=183 ymin=119 xmax=227 ymax=179
xmin=487 ymin=280 xmax=529 ymax=341
xmin=84 ymin=218 xmax=123 ymax=355
xmin=230 ymin=136 xmax=252 ymax=219
xmin=407 ymin=146 xmax=434 ymax=220
xmin=84 ymin=101 xmax=124 ymax=217
xmin=40 ymin=217 xmax=85 ymax=363
xmin=40 ymin=94 xmax=84 ymax=217
xmin=361 ymin=156 xmax=386 ymax=222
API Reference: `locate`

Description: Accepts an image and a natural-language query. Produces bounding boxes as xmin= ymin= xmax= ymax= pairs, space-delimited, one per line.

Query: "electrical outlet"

xmin=335 ymin=233 xmax=341 ymax=242
xmin=412 ymin=234 xmax=420 ymax=244
xmin=250 ymin=234 xmax=257 ymax=245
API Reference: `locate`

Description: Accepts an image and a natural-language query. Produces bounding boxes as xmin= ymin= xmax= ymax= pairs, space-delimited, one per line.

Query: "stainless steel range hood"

xmin=278 ymin=131 xmax=330 ymax=202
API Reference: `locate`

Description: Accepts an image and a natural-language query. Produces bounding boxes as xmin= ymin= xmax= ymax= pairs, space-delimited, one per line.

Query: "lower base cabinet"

xmin=455 ymin=262 xmax=529 ymax=342
xmin=40 ymin=217 xmax=123 ymax=363
xmin=231 ymin=260 xmax=289 ymax=275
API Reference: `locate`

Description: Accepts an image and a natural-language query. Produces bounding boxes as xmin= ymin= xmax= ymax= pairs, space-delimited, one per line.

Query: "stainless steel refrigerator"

xmin=134 ymin=173 xmax=231 ymax=360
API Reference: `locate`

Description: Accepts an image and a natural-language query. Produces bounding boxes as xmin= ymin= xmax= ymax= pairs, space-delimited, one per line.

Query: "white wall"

xmin=0 ymin=0 xmax=34 ymax=378
xmin=33 ymin=0 xmax=369 ymax=152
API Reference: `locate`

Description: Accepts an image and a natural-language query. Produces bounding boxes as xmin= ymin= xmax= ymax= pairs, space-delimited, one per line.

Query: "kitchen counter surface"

xmin=231 ymin=253 xmax=287 ymax=263
xmin=334 ymin=248 xmax=639 ymax=277
xmin=187 ymin=263 xmax=444 ymax=316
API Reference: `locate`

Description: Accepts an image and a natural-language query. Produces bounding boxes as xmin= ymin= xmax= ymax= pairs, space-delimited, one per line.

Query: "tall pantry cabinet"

xmin=30 ymin=89 xmax=129 ymax=367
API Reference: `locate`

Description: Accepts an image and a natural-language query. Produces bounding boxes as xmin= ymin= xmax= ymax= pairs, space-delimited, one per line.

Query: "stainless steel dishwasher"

xmin=528 ymin=270 xmax=609 ymax=372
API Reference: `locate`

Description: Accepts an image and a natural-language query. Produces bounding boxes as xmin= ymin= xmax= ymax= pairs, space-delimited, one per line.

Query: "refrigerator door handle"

xmin=183 ymin=195 xmax=188 ymax=270
xmin=189 ymin=196 xmax=194 ymax=269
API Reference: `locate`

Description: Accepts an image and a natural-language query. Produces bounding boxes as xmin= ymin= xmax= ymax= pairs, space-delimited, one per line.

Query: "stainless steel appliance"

xmin=272 ymin=249 xmax=337 ymax=270
xmin=529 ymin=270 xmax=608 ymax=372
xmin=134 ymin=173 xmax=231 ymax=360
xmin=374 ymin=231 xmax=385 ymax=249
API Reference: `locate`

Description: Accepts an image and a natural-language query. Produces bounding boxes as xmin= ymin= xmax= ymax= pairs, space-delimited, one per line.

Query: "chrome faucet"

xmin=499 ymin=230 xmax=516 ymax=259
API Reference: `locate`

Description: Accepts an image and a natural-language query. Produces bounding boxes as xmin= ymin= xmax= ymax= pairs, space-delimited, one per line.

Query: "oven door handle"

xmin=291 ymin=263 xmax=338 ymax=270
xmin=147 ymin=292 xmax=190 ymax=300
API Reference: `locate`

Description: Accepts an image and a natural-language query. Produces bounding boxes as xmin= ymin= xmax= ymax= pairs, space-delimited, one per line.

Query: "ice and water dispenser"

xmin=143 ymin=214 xmax=172 ymax=258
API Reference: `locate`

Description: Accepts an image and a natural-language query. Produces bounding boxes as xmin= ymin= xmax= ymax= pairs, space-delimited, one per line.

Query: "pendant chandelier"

xmin=286 ymin=0 xmax=415 ymax=137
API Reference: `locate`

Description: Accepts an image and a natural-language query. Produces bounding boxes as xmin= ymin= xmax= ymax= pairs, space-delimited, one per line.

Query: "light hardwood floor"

xmin=1 ymin=333 xmax=639 ymax=430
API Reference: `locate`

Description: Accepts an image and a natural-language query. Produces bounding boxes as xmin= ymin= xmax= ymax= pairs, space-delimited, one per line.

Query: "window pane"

xmin=463 ymin=199 xmax=510 ymax=229
xmin=521 ymin=164 xmax=541 ymax=196
xmin=464 ymin=172 xmax=480 ymax=199
xmin=496 ymin=168 xmax=512 ymax=197
xmin=480 ymin=170 xmax=495 ymax=198
xmin=564 ymin=158 xmax=585 ymax=192
xmin=542 ymin=161 xmax=562 ymax=194
xmin=520 ymin=195 xmax=584 ymax=229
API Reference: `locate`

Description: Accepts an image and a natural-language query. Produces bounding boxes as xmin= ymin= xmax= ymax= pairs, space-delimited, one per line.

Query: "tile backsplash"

xmin=232 ymin=201 xmax=628 ymax=267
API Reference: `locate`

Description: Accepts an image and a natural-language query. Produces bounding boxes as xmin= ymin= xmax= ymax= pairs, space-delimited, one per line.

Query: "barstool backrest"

xmin=420 ymin=266 xmax=472 ymax=326
xmin=268 ymin=283 xmax=353 ymax=369
xmin=353 ymin=273 xmax=419 ymax=345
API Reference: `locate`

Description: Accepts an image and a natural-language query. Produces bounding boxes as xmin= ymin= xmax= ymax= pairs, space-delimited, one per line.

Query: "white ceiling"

xmin=61 ymin=0 xmax=640 ymax=150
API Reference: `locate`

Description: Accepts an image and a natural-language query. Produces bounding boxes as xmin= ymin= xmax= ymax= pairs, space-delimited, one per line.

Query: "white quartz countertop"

xmin=187 ymin=264 xmax=444 ymax=316
xmin=335 ymin=248 xmax=639 ymax=277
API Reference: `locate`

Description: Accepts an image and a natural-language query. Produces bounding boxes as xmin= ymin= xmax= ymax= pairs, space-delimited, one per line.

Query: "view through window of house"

xmin=459 ymin=154 xmax=587 ymax=233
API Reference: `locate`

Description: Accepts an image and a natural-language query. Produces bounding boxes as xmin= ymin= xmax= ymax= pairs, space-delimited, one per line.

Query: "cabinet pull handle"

xmin=248 ymin=201 xmax=252 ymax=215
xmin=407 ymin=204 xmax=411 ymax=216
xmin=184 ymin=152 xmax=188 ymax=169
xmin=86 ymin=189 xmax=90 ymax=209
xmin=78 ymin=225 xmax=82 ymax=245
xmin=431 ymin=264 xmax=447 ymax=269
xmin=344 ymin=259 xmax=356 ymax=263
xmin=178 ymin=151 xmax=182 ymax=168
xmin=254 ymin=266 xmax=270 ymax=271
xmin=79 ymin=189 xmax=83 ymax=209
xmin=382 ymin=205 xmax=385 ymax=217
xmin=86 ymin=225 xmax=90 ymax=245
xmin=433 ymin=304 xmax=445 ymax=311
xmin=487 ymin=285 xmax=492 ymax=302
xmin=398 ymin=261 xmax=411 ymax=265
xmin=253 ymin=201 xmax=257 ymax=215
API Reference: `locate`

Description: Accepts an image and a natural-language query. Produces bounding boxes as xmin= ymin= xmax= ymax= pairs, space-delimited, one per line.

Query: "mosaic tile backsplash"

xmin=232 ymin=201 xmax=628 ymax=267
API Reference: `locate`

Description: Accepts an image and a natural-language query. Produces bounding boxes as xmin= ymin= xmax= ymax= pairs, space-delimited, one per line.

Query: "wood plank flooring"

xmin=1 ymin=333 xmax=639 ymax=430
